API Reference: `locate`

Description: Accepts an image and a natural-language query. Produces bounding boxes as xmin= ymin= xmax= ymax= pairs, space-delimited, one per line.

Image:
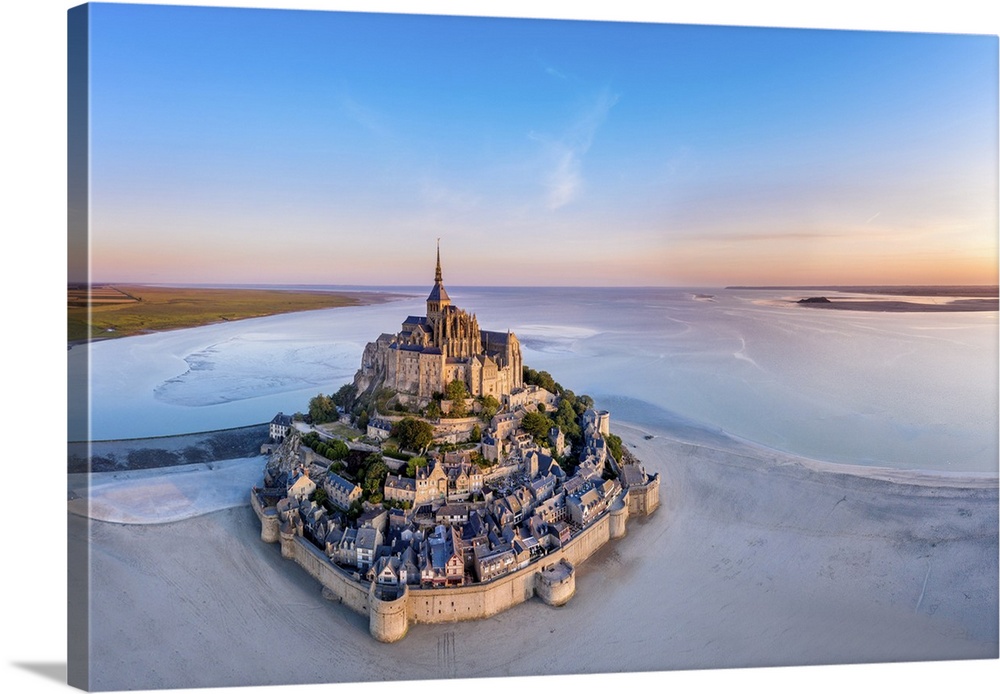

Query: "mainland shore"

xmin=69 ymin=417 xmax=998 ymax=690
xmin=68 ymin=285 xmax=411 ymax=344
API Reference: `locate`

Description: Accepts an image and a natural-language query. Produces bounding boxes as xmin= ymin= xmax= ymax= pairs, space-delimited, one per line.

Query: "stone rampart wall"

xmin=253 ymin=488 xmax=646 ymax=639
xmin=285 ymin=536 xmax=370 ymax=615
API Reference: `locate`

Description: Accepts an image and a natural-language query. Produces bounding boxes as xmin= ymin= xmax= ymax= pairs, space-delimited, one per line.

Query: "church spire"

xmin=435 ymin=238 xmax=443 ymax=284
xmin=426 ymin=238 xmax=451 ymax=321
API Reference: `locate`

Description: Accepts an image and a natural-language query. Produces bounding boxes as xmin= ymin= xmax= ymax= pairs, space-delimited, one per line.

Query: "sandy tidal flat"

xmin=72 ymin=420 xmax=998 ymax=691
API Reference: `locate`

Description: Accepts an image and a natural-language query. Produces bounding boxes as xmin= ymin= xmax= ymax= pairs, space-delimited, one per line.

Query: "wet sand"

xmin=71 ymin=420 xmax=998 ymax=691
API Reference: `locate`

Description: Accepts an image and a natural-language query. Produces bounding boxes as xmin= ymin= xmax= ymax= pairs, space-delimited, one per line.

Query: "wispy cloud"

xmin=534 ymin=52 xmax=572 ymax=81
xmin=338 ymin=92 xmax=391 ymax=139
xmin=532 ymin=88 xmax=619 ymax=210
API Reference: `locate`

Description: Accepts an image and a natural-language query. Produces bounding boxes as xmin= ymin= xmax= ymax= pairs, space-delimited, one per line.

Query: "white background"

xmin=2 ymin=2 xmax=997 ymax=693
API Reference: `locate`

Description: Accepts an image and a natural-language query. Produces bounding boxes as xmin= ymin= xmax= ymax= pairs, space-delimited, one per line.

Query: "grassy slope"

xmin=68 ymin=285 xmax=370 ymax=342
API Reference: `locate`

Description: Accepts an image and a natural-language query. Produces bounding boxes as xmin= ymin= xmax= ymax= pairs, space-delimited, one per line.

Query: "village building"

xmin=287 ymin=468 xmax=316 ymax=502
xmin=323 ymin=471 xmax=362 ymax=510
xmin=366 ymin=418 xmax=393 ymax=441
xmin=269 ymin=412 xmax=293 ymax=441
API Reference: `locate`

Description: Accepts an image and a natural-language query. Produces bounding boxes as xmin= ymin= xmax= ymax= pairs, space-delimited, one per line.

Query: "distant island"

xmin=68 ymin=284 xmax=403 ymax=343
xmin=727 ymin=285 xmax=999 ymax=297
xmin=726 ymin=286 xmax=999 ymax=312
xmin=794 ymin=297 xmax=999 ymax=312
xmin=251 ymin=246 xmax=659 ymax=642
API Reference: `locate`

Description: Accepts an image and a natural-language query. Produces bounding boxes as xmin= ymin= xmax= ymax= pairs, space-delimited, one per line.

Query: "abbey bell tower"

xmin=426 ymin=240 xmax=451 ymax=322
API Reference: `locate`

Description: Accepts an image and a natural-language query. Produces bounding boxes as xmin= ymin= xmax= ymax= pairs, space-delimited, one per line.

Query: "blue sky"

xmin=83 ymin=2 xmax=998 ymax=286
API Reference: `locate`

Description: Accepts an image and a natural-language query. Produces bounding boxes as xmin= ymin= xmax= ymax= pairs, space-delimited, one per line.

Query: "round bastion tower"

xmin=535 ymin=559 xmax=576 ymax=607
xmin=609 ymin=495 xmax=629 ymax=539
xmin=368 ymin=583 xmax=410 ymax=642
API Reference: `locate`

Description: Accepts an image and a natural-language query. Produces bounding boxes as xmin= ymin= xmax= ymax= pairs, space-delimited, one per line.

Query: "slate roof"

xmin=356 ymin=527 xmax=380 ymax=551
xmin=621 ymin=464 xmax=647 ymax=487
xmin=427 ymin=281 xmax=450 ymax=303
xmin=326 ymin=472 xmax=359 ymax=496
xmin=385 ymin=475 xmax=415 ymax=491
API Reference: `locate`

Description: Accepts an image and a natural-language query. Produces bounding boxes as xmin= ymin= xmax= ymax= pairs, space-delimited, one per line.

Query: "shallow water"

xmin=71 ymin=286 xmax=998 ymax=473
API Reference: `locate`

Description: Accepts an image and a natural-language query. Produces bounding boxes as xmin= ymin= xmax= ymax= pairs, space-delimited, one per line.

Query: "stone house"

xmin=269 ymin=412 xmax=293 ymax=441
xmin=435 ymin=503 xmax=470 ymax=526
xmin=384 ymin=474 xmax=417 ymax=505
xmin=547 ymin=521 xmax=572 ymax=548
xmin=548 ymin=426 xmax=570 ymax=457
xmin=374 ymin=556 xmax=400 ymax=586
xmin=287 ymin=470 xmax=316 ymax=502
xmin=473 ymin=545 xmax=516 ymax=583
xmin=333 ymin=527 xmax=358 ymax=566
xmin=323 ymin=472 xmax=362 ymax=510
xmin=567 ymin=487 xmax=603 ymax=527
xmin=366 ymin=418 xmax=393 ymax=441
xmin=356 ymin=526 xmax=383 ymax=572
xmin=414 ymin=460 xmax=449 ymax=506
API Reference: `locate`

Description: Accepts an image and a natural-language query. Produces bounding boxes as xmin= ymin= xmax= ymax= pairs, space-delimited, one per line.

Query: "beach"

xmin=70 ymin=418 xmax=998 ymax=691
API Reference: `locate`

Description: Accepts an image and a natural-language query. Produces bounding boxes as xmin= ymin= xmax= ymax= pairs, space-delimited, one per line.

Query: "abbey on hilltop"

xmin=354 ymin=244 xmax=523 ymax=406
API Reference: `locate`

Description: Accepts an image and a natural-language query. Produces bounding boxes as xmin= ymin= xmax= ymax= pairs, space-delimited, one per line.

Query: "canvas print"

xmin=67 ymin=2 xmax=998 ymax=692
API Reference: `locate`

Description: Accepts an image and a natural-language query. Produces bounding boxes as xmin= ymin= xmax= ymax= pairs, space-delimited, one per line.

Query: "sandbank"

xmin=796 ymin=298 xmax=999 ymax=312
xmin=72 ymin=418 xmax=998 ymax=691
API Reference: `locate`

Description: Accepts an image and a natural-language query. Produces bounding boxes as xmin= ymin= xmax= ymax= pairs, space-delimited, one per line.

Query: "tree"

xmin=449 ymin=398 xmax=468 ymax=418
xmin=469 ymin=450 xmax=489 ymax=469
xmin=357 ymin=409 xmax=369 ymax=432
xmin=308 ymin=393 xmax=336 ymax=423
xmin=363 ymin=459 xmax=389 ymax=496
xmin=328 ymin=439 xmax=349 ymax=461
xmin=523 ymin=366 xmax=558 ymax=394
xmin=521 ymin=410 xmax=552 ymax=441
xmin=554 ymin=399 xmax=581 ymax=442
xmin=405 ymin=456 xmax=428 ymax=477
xmin=425 ymin=400 xmax=442 ymax=419
xmin=606 ymin=433 xmax=624 ymax=463
xmin=392 ymin=417 xmax=434 ymax=452
xmin=478 ymin=394 xmax=500 ymax=421
xmin=445 ymin=379 xmax=468 ymax=400
xmin=331 ymin=383 xmax=357 ymax=409
xmin=469 ymin=424 xmax=481 ymax=443
xmin=446 ymin=379 xmax=468 ymax=418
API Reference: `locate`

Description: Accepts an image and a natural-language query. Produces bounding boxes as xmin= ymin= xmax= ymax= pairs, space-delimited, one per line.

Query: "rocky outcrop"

xmin=264 ymin=430 xmax=305 ymax=485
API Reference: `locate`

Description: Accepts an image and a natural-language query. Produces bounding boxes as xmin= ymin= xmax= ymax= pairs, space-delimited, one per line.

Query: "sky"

xmin=78 ymin=2 xmax=998 ymax=287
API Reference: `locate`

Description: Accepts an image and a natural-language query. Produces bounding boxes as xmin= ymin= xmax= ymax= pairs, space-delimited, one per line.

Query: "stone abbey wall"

xmin=252 ymin=486 xmax=653 ymax=642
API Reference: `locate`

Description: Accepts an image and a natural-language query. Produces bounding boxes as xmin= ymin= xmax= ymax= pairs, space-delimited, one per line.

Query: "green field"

xmin=68 ymin=285 xmax=386 ymax=342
